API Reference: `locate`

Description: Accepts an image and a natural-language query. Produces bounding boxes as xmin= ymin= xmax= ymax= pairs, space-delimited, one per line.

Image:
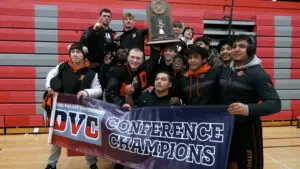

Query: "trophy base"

xmin=147 ymin=39 xmax=180 ymax=45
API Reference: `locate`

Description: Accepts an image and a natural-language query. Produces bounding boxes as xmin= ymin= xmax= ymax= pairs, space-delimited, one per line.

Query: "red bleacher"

xmin=0 ymin=104 xmax=37 ymax=115
xmin=0 ymin=116 xmax=4 ymax=128
xmin=0 ymin=67 xmax=36 ymax=78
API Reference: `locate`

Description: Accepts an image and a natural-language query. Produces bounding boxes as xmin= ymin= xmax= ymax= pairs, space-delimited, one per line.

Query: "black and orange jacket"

xmin=120 ymin=28 xmax=148 ymax=52
xmin=105 ymin=64 xmax=140 ymax=106
xmin=105 ymin=48 xmax=160 ymax=106
xmin=46 ymin=59 xmax=97 ymax=94
xmin=43 ymin=59 xmax=102 ymax=115
xmin=178 ymin=64 xmax=220 ymax=105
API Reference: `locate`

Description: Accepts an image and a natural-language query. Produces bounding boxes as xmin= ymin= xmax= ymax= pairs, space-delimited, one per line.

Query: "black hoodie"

xmin=219 ymin=55 xmax=281 ymax=118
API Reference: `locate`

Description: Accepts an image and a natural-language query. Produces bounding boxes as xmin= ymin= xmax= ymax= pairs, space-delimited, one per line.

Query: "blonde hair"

xmin=128 ymin=48 xmax=144 ymax=59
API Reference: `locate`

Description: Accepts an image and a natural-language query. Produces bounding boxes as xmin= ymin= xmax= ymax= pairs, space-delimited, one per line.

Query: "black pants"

xmin=228 ymin=118 xmax=263 ymax=169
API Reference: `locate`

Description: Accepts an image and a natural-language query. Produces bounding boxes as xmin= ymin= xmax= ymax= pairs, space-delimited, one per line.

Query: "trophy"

xmin=147 ymin=0 xmax=180 ymax=45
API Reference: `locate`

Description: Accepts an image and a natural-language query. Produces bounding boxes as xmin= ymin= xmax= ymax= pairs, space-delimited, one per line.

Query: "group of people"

xmin=44 ymin=8 xmax=281 ymax=169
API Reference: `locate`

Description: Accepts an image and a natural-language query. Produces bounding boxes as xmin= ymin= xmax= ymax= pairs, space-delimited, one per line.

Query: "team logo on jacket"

xmin=177 ymin=45 xmax=182 ymax=52
xmin=237 ymin=71 xmax=244 ymax=77
xmin=79 ymin=75 xmax=85 ymax=80
xmin=132 ymin=33 xmax=136 ymax=39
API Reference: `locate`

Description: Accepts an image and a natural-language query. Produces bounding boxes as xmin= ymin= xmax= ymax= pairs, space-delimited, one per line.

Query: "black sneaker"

xmin=45 ymin=164 xmax=56 ymax=169
xmin=90 ymin=163 xmax=98 ymax=169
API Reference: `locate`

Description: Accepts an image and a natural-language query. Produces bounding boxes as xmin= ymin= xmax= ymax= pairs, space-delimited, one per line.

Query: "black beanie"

xmin=67 ymin=42 xmax=89 ymax=58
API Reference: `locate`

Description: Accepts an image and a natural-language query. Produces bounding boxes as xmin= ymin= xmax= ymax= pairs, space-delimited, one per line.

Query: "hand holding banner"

xmin=49 ymin=93 xmax=234 ymax=169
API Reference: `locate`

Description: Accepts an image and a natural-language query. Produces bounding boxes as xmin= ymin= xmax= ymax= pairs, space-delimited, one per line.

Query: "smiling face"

xmin=188 ymin=54 xmax=204 ymax=72
xmin=127 ymin=49 xmax=143 ymax=71
xmin=220 ymin=44 xmax=232 ymax=62
xmin=163 ymin=47 xmax=176 ymax=64
xmin=172 ymin=57 xmax=186 ymax=74
xmin=173 ymin=25 xmax=182 ymax=35
xmin=232 ymin=40 xmax=248 ymax=62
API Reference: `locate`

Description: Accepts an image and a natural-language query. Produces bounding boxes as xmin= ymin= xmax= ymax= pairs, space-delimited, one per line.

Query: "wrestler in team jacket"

xmin=105 ymin=47 xmax=160 ymax=106
xmin=219 ymin=35 xmax=281 ymax=169
xmin=44 ymin=42 xmax=101 ymax=169
xmin=178 ymin=45 xmax=219 ymax=105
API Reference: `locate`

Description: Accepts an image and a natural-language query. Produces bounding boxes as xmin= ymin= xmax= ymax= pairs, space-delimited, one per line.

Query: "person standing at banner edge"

xmin=219 ymin=35 xmax=281 ymax=169
xmin=43 ymin=42 xmax=102 ymax=169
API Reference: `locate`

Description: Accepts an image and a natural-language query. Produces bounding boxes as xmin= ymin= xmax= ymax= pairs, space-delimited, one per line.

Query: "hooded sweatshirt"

xmin=219 ymin=55 xmax=281 ymax=119
xmin=179 ymin=64 xmax=220 ymax=105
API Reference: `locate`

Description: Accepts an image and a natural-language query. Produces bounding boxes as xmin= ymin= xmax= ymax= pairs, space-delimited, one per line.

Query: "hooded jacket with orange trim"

xmin=105 ymin=64 xmax=140 ymax=106
xmin=45 ymin=60 xmax=102 ymax=98
xmin=105 ymin=48 xmax=161 ymax=105
xmin=178 ymin=64 xmax=220 ymax=105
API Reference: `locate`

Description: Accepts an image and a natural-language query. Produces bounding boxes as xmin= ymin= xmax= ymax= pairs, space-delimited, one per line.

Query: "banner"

xmin=49 ymin=93 xmax=234 ymax=169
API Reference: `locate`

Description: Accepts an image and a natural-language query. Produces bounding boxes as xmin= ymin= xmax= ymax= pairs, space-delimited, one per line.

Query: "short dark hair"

xmin=194 ymin=36 xmax=212 ymax=46
xmin=99 ymin=8 xmax=112 ymax=16
xmin=173 ymin=54 xmax=188 ymax=65
xmin=163 ymin=43 xmax=177 ymax=53
xmin=115 ymin=45 xmax=127 ymax=53
xmin=156 ymin=70 xmax=172 ymax=82
xmin=232 ymin=35 xmax=255 ymax=46
xmin=182 ymin=27 xmax=194 ymax=37
xmin=217 ymin=38 xmax=233 ymax=52
xmin=186 ymin=45 xmax=209 ymax=59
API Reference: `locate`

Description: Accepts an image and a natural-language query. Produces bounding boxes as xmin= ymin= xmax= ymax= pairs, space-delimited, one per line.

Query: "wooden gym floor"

xmin=0 ymin=127 xmax=299 ymax=169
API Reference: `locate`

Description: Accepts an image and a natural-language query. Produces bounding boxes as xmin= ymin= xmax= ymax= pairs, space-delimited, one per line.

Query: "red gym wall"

xmin=1 ymin=0 xmax=300 ymax=133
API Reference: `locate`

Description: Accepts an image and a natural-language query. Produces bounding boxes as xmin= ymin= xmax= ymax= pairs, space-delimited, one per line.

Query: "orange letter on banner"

xmin=139 ymin=71 xmax=147 ymax=89
xmin=85 ymin=116 xmax=99 ymax=139
xmin=54 ymin=110 xmax=67 ymax=131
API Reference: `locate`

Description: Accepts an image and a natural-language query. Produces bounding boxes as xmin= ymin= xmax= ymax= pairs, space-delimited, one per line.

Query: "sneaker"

xmin=90 ymin=163 xmax=98 ymax=169
xmin=45 ymin=164 xmax=56 ymax=169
